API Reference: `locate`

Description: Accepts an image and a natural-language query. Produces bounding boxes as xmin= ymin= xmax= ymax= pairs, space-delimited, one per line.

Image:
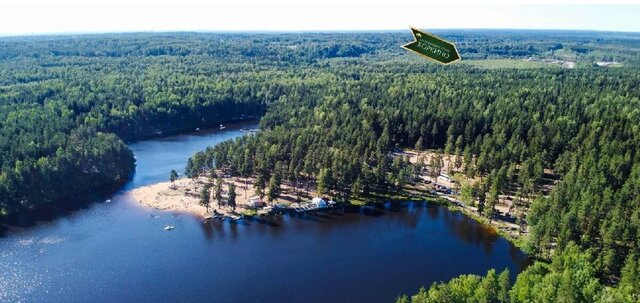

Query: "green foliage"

xmin=484 ymin=182 xmax=499 ymax=219
xmin=397 ymin=268 xmax=511 ymax=303
xmin=498 ymin=269 xmax=511 ymax=303
xmin=402 ymin=244 xmax=615 ymax=303
xmin=227 ymin=183 xmax=237 ymax=210
xmin=415 ymin=136 xmax=425 ymax=150
xmin=510 ymin=243 xmax=603 ymax=303
xmin=177 ymin=31 xmax=640 ymax=300
xmin=599 ymin=254 xmax=640 ymax=302
xmin=430 ymin=153 xmax=443 ymax=180
xmin=460 ymin=183 xmax=476 ymax=207
xmin=2 ymin=30 xmax=640 ymax=300
xmin=199 ymin=183 xmax=211 ymax=212
xmin=214 ymin=176 xmax=224 ymax=207
xmin=316 ymin=168 xmax=332 ymax=197
xmin=0 ymin=126 xmax=134 ymax=219
xmin=170 ymin=169 xmax=179 ymax=183
xmin=267 ymin=174 xmax=281 ymax=203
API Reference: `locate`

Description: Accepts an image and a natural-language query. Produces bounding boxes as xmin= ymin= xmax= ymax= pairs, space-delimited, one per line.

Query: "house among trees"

xmin=248 ymin=196 xmax=265 ymax=208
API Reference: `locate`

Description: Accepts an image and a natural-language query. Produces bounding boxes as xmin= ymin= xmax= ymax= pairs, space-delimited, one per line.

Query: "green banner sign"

xmin=402 ymin=28 xmax=461 ymax=64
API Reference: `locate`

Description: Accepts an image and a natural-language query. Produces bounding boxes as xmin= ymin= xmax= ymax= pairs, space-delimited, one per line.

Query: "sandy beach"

xmin=129 ymin=175 xmax=317 ymax=218
xmin=131 ymin=177 xmax=210 ymax=217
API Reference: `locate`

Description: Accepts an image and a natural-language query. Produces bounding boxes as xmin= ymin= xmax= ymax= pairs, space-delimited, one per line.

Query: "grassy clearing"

xmin=461 ymin=59 xmax=558 ymax=69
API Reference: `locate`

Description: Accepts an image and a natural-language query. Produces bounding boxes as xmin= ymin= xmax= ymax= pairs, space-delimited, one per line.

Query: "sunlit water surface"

xmin=0 ymin=123 xmax=529 ymax=303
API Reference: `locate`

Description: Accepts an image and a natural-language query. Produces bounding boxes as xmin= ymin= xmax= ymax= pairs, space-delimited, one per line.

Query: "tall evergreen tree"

xmin=227 ymin=183 xmax=237 ymax=211
xmin=199 ymin=183 xmax=212 ymax=213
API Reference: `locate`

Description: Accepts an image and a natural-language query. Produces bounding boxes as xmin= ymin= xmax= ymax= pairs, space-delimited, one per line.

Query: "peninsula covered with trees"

xmin=2 ymin=30 xmax=640 ymax=301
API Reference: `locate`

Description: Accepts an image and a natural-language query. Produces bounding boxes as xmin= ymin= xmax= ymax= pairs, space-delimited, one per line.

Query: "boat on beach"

xmin=226 ymin=214 xmax=243 ymax=221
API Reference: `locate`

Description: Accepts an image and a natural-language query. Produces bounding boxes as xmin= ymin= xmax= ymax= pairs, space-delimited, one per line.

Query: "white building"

xmin=248 ymin=196 xmax=265 ymax=208
xmin=311 ymin=197 xmax=328 ymax=209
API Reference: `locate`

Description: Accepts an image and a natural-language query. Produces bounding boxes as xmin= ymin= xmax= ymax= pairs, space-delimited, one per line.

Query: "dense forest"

xmin=2 ymin=30 xmax=640 ymax=301
xmin=188 ymin=64 xmax=640 ymax=301
xmin=181 ymin=33 xmax=640 ymax=301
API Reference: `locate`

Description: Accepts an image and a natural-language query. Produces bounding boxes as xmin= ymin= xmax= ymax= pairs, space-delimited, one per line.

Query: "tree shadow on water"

xmin=313 ymin=213 xmax=335 ymax=220
xmin=251 ymin=217 xmax=282 ymax=227
xmin=0 ymin=188 xmax=120 ymax=232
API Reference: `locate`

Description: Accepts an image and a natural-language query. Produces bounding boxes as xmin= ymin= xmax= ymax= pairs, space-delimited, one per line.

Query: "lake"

xmin=0 ymin=122 xmax=529 ymax=303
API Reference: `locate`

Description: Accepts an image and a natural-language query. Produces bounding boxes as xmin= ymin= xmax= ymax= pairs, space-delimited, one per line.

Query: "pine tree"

xmin=351 ymin=177 xmax=363 ymax=199
xmin=475 ymin=269 xmax=499 ymax=303
xmin=267 ymin=174 xmax=280 ymax=204
xmin=484 ymin=182 xmax=499 ymax=220
xmin=430 ymin=153 xmax=442 ymax=181
xmin=317 ymin=168 xmax=331 ymax=197
xmin=199 ymin=183 xmax=211 ymax=213
xmin=169 ymin=169 xmax=179 ymax=189
xmin=415 ymin=136 xmax=424 ymax=150
xmin=214 ymin=176 xmax=224 ymax=207
xmin=497 ymin=269 xmax=510 ymax=303
xmin=227 ymin=183 xmax=237 ymax=211
xmin=255 ymin=171 xmax=266 ymax=198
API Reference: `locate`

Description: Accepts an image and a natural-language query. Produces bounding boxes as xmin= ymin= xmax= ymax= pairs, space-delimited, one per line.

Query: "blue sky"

xmin=0 ymin=2 xmax=639 ymax=36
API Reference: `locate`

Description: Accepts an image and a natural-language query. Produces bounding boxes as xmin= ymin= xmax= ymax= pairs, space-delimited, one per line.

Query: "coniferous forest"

xmin=2 ymin=30 xmax=640 ymax=301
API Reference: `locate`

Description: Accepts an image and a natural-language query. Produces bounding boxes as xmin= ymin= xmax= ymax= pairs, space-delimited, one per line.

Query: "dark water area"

xmin=0 ymin=123 xmax=529 ymax=303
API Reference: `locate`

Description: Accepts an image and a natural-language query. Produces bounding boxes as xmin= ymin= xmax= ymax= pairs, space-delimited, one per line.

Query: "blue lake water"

xmin=0 ymin=122 xmax=529 ymax=302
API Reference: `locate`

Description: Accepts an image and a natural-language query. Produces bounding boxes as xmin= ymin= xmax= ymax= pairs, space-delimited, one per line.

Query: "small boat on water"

xmin=219 ymin=124 xmax=226 ymax=130
xmin=105 ymin=199 xmax=111 ymax=203
xmin=164 ymin=225 xmax=175 ymax=231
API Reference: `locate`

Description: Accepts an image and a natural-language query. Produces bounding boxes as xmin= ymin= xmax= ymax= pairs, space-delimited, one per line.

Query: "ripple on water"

xmin=1 ymin=235 xmax=67 ymax=301
xmin=16 ymin=235 xmax=66 ymax=247
xmin=17 ymin=237 xmax=36 ymax=246
xmin=0 ymin=260 xmax=48 ymax=302
xmin=38 ymin=236 xmax=66 ymax=245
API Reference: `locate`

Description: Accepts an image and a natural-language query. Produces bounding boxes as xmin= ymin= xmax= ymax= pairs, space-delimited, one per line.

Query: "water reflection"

xmin=194 ymin=201 xmax=529 ymax=273
xmin=0 ymin=125 xmax=530 ymax=303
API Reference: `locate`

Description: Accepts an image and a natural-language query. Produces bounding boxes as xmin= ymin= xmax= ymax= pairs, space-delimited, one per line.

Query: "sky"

xmin=0 ymin=1 xmax=639 ymax=36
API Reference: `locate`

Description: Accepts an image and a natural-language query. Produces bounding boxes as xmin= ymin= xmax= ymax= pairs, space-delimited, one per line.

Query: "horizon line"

xmin=2 ymin=27 xmax=640 ymax=39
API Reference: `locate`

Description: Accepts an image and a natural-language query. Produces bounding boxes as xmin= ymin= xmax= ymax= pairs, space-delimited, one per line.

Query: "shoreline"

xmin=129 ymin=175 xmax=320 ymax=218
xmin=129 ymin=176 xmax=527 ymax=246
xmin=121 ymin=118 xmax=260 ymax=143
xmin=128 ymin=151 xmax=528 ymax=249
xmin=130 ymin=178 xmax=212 ymax=218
